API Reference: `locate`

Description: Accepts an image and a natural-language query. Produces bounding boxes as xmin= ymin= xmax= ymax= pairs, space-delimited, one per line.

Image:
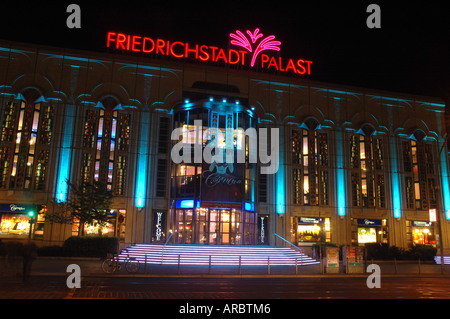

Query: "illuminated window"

xmin=291 ymin=119 xmax=329 ymax=206
xmin=0 ymin=147 xmax=11 ymax=188
xmin=34 ymin=150 xmax=49 ymax=190
xmin=1 ymin=102 xmax=18 ymax=142
xmin=402 ymin=131 xmax=435 ymax=210
xmin=80 ymin=97 xmax=131 ymax=195
xmin=350 ymin=125 xmax=385 ymax=208
xmin=0 ymin=90 xmax=55 ymax=191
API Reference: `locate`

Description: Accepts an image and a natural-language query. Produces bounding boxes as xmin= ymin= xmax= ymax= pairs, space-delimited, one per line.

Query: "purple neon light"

xmin=117 ymin=244 xmax=320 ymax=266
xmin=229 ymin=28 xmax=282 ymax=67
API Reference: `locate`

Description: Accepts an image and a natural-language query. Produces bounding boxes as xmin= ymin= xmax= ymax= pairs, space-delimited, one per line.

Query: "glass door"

xmin=220 ymin=210 xmax=230 ymax=244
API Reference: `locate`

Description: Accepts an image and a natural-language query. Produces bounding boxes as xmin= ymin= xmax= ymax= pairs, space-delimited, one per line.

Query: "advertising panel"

xmin=152 ymin=210 xmax=167 ymax=243
xmin=201 ymin=160 xmax=243 ymax=202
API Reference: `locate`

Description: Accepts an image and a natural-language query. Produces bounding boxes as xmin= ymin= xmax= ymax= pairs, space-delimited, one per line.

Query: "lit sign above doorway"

xmin=106 ymin=28 xmax=312 ymax=75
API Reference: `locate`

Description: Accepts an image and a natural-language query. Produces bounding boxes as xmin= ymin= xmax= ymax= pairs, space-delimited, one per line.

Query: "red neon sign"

xmin=106 ymin=29 xmax=312 ymax=75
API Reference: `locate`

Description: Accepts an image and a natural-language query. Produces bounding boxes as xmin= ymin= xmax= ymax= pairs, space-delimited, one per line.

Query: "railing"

xmin=161 ymin=231 xmax=175 ymax=264
xmin=273 ymin=233 xmax=303 ymax=254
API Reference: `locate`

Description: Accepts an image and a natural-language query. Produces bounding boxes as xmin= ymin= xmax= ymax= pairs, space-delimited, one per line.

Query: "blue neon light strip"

xmin=135 ymin=112 xmax=150 ymax=208
xmin=176 ymin=200 xmax=200 ymax=209
xmin=55 ymin=104 xmax=75 ymax=202
xmin=276 ymin=128 xmax=285 ymax=214
xmin=335 ymin=131 xmax=346 ymax=216
xmin=244 ymin=202 xmax=254 ymax=211
xmin=389 ymin=136 xmax=402 ymax=218
xmin=439 ymin=148 xmax=450 ymax=220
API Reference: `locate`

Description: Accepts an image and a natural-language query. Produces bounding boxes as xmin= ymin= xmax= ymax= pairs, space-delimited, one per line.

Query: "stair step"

xmin=434 ymin=256 xmax=450 ymax=264
xmin=117 ymin=244 xmax=320 ymax=266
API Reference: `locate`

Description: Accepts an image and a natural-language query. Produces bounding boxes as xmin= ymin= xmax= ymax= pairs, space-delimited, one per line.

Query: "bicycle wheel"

xmin=102 ymin=258 xmax=118 ymax=273
xmin=125 ymin=260 xmax=140 ymax=273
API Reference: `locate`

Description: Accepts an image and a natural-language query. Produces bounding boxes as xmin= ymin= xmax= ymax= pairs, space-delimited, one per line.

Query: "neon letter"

xmin=296 ymin=59 xmax=306 ymax=75
xmin=107 ymin=32 xmax=116 ymax=48
xmin=268 ymin=56 xmax=278 ymax=70
xmin=185 ymin=43 xmax=199 ymax=59
xmin=116 ymin=33 xmax=127 ymax=50
xmin=228 ymin=49 xmax=240 ymax=65
xmin=142 ymin=37 xmax=155 ymax=53
xmin=215 ymin=48 xmax=227 ymax=63
xmin=131 ymin=36 xmax=142 ymax=52
xmin=261 ymin=54 xmax=270 ymax=68
xmin=156 ymin=39 xmax=166 ymax=55
xmin=285 ymin=59 xmax=297 ymax=73
xmin=305 ymin=60 xmax=313 ymax=75
xmin=170 ymin=41 xmax=185 ymax=58
xmin=199 ymin=45 xmax=210 ymax=61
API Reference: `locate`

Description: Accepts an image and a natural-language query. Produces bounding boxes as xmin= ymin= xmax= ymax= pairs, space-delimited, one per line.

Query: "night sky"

xmin=0 ymin=1 xmax=449 ymax=102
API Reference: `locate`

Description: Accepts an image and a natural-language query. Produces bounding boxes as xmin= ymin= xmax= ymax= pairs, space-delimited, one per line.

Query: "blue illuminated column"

xmin=55 ymin=104 xmax=75 ymax=202
xmin=135 ymin=112 xmax=150 ymax=208
xmin=335 ymin=130 xmax=347 ymax=216
xmin=438 ymin=141 xmax=450 ymax=220
xmin=389 ymin=135 xmax=402 ymax=218
xmin=275 ymin=126 xmax=285 ymax=215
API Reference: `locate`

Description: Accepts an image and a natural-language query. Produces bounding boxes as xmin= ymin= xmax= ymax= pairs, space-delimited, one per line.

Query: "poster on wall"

xmin=152 ymin=210 xmax=166 ymax=243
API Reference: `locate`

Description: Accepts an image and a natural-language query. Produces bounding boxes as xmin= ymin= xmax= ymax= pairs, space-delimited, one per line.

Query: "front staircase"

xmin=117 ymin=244 xmax=320 ymax=266
xmin=434 ymin=256 xmax=450 ymax=265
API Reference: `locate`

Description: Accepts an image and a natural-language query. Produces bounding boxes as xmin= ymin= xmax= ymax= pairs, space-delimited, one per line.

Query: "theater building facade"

xmin=0 ymin=36 xmax=449 ymax=253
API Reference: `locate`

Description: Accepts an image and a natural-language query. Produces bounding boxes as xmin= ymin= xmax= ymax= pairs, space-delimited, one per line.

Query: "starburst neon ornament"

xmin=230 ymin=28 xmax=282 ymax=67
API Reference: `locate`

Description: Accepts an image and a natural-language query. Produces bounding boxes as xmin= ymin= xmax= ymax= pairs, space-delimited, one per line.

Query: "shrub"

xmin=408 ymin=244 xmax=437 ymax=261
xmin=62 ymin=236 xmax=118 ymax=258
xmin=365 ymin=243 xmax=437 ymax=260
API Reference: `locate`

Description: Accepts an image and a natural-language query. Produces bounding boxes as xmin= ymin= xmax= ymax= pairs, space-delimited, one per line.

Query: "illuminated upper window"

xmin=80 ymin=96 xmax=131 ymax=195
xmin=291 ymin=118 xmax=329 ymax=206
xmin=0 ymin=89 xmax=54 ymax=191
xmin=350 ymin=124 xmax=385 ymax=208
xmin=402 ymin=130 xmax=436 ymax=210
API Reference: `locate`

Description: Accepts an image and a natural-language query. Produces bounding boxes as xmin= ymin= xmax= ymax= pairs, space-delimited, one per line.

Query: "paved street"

xmin=2 ymin=274 xmax=450 ymax=299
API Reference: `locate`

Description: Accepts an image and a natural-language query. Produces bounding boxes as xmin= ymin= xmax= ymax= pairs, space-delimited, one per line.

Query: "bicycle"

xmin=101 ymin=253 xmax=140 ymax=273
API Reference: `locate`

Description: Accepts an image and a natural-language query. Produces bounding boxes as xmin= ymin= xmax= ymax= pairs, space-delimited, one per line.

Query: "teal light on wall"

xmin=439 ymin=148 xmax=450 ymax=220
xmin=276 ymin=126 xmax=285 ymax=214
xmin=135 ymin=112 xmax=150 ymax=208
xmin=335 ymin=131 xmax=346 ymax=216
xmin=389 ymin=136 xmax=402 ymax=218
xmin=55 ymin=104 xmax=75 ymax=202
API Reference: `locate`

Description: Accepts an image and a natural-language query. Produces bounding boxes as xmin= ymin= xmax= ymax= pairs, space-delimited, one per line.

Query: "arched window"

xmin=350 ymin=124 xmax=385 ymax=208
xmin=80 ymin=96 xmax=131 ymax=195
xmin=402 ymin=130 xmax=436 ymax=210
xmin=0 ymin=88 xmax=54 ymax=190
xmin=291 ymin=118 xmax=329 ymax=206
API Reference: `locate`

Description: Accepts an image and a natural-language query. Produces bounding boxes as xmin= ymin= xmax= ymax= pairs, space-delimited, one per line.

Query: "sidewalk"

xmin=7 ymin=257 xmax=449 ymax=278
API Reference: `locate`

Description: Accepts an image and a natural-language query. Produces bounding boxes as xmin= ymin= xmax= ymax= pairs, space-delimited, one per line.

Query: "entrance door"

xmin=175 ymin=209 xmax=193 ymax=244
xmin=220 ymin=210 xmax=230 ymax=244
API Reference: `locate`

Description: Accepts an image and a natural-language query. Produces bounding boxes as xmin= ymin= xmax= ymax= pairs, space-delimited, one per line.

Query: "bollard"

xmin=177 ymin=254 xmax=181 ymax=275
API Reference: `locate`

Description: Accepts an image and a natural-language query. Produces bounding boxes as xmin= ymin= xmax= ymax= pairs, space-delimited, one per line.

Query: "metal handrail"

xmin=273 ymin=233 xmax=303 ymax=254
xmin=161 ymin=231 xmax=174 ymax=264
